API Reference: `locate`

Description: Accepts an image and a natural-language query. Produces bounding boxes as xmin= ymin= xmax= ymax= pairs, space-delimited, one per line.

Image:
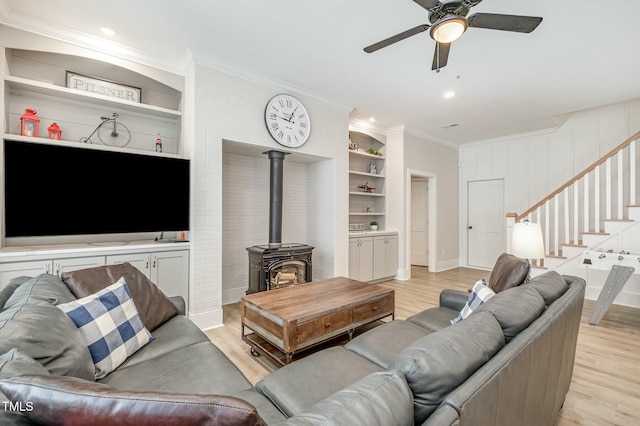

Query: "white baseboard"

xmin=222 ymin=286 xmax=246 ymax=305
xmin=436 ymin=258 xmax=460 ymax=272
xmin=188 ymin=308 xmax=223 ymax=330
xmin=395 ymin=268 xmax=411 ymax=281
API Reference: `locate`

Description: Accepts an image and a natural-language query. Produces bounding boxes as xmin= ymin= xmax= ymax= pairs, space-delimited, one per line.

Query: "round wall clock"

xmin=264 ymin=94 xmax=311 ymax=148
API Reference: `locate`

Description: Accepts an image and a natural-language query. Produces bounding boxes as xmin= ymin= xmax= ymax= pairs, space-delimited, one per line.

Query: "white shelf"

xmin=3 ymin=134 xmax=185 ymax=159
xmin=5 ymin=75 xmax=182 ymax=120
xmin=349 ymin=170 xmax=385 ymax=178
xmin=348 ymin=149 xmax=384 ymax=160
xmin=349 ymin=212 xmax=385 ymax=216
xmin=349 ymin=191 xmax=384 ymax=197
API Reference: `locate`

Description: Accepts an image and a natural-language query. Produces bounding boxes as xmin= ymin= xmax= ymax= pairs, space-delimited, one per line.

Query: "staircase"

xmin=506 ymin=130 xmax=640 ymax=304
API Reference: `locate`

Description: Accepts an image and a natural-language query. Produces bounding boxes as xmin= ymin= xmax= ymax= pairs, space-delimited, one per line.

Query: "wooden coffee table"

xmin=241 ymin=277 xmax=394 ymax=366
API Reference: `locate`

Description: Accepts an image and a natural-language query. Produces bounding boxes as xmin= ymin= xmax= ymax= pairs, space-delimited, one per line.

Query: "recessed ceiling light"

xmin=443 ymin=90 xmax=455 ymax=99
xmin=100 ymin=27 xmax=116 ymax=36
xmin=369 ymin=117 xmax=376 ymax=122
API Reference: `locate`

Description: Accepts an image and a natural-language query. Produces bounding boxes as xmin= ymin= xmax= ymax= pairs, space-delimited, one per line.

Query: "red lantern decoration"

xmin=20 ymin=108 xmax=40 ymax=137
xmin=47 ymin=123 xmax=62 ymax=140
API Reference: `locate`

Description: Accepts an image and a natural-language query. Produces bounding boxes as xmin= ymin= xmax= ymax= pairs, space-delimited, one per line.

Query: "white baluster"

xmin=554 ymin=194 xmax=559 ymax=256
xmin=564 ymin=187 xmax=570 ymax=245
xmin=617 ymin=150 xmax=624 ymax=219
xmin=594 ymin=165 xmax=600 ymax=232
xmin=584 ymin=172 xmax=590 ymax=233
xmin=630 ymin=140 xmax=637 ymax=206
xmin=573 ymin=183 xmax=579 ymax=244
xmin=545 ymin=202 xmax=550 ymax=254
xmin=605 ymin=157 xmax=612 ymax=220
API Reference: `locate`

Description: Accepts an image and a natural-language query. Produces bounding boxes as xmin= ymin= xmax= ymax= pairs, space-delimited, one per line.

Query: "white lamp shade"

xmin=512 ymin=222 xmax=545 ymax=259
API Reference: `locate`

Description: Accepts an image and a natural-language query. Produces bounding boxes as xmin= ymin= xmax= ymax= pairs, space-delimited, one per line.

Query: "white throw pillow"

xmin=58 ymin=277 xmax=152 ymax=379
xmin=451 ymin=278 xmax=496 ymax=324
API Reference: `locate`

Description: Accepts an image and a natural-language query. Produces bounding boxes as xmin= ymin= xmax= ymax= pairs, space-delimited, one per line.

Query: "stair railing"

xmin=507 ymin=130 xmax=639 ymax=259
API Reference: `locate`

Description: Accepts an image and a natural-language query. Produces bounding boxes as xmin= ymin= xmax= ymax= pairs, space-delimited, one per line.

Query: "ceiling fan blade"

xmin=468 ymin=13 xmax=542 ymax=33
xmin=364 ymin=24 xmax=430 ymax=53
xmin=413 ymin=0 xmax=441 ymax=11
xmin=431 ymin=42 xmax=451 ymax=70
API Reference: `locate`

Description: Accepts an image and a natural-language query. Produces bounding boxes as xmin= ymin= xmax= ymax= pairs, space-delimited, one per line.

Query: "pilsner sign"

xmin=66 ymin=71 xmax=141 ymax=103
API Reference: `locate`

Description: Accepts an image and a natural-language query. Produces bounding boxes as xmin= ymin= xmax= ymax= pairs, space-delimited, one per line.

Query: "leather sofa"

xmin=0 ymin=262 xmax=585 ymax=425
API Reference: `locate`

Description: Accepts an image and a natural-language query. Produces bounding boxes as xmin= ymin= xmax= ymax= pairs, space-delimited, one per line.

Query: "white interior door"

xmin=411 ymin=180 xmax=429 ymax=266
xmin=468 ymin=179 xmax=505 ymax=268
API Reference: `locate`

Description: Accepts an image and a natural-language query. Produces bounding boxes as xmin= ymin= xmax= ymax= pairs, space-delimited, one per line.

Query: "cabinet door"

xmin=348 ymin=239 xmax=360 ymax=280
xmin=384 ymin=235 xmax=398 ymax=278
xmin=373 ymin=237 xmax=387 ymax=280
xmin=150 ymin=250 xmax=188 ymax=301
xmin=106 ymin=253 xmax=151 ymax=278
xmin=0 ymin=260 xmax=52 ymax=288
xmin=350 ymin=238 xmax=373 ymax=282
xmin=53 ymin=256 xmax=106 ymax=276
xmin=373 ymin=235 xmax=398 ymax=280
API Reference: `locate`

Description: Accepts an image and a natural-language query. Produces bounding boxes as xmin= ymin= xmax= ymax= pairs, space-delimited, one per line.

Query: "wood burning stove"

xmin=246 ymin=150 xmax=313 ymax=293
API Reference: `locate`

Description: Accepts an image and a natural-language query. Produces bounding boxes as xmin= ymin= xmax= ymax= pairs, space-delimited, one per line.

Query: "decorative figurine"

xmin=156 ymin=133 xmax=162 ymax=152
xmin=369 ymin=161 xmax=377 ymax=174
xmin=20 ymin=108 xmax=40 ymax=137
xmin=47 ymin=123 xmax=62 ymax=140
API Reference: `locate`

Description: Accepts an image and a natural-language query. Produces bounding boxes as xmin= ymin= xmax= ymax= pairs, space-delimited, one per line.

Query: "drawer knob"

xmin=325 ymin=323 xmax=331 ymax=328
xmin=373 ymin=306 xmax=378 ymax=311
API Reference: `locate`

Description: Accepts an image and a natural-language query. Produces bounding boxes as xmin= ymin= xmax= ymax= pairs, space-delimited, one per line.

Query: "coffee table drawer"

xmin=298 ymin=309 xmax=351 ymax=343
xmin=353 ymin=294 xmax=394 ymax=323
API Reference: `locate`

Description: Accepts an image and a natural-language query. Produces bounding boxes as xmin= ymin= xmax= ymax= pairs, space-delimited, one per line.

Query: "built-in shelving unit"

xmin=3 ymin=48 xmax=183 ymax=156
xmin=349 ymin=131 xmax=386 ymax=230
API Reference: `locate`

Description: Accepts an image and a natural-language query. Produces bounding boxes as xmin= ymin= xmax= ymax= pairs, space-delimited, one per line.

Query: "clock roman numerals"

xmin=265 ymin=94 xmax=311 ymax=148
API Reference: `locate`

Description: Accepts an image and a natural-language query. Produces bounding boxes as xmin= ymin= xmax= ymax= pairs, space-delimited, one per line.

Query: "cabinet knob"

xmin=325 ymin=323 xmax=331 ymax=329
xmin=373 ymin=306 xmax=378 ymax=311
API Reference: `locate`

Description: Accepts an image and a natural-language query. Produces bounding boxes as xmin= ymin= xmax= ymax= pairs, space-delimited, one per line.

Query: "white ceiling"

xmin=3 ymin=0 xmax=640 ymax=146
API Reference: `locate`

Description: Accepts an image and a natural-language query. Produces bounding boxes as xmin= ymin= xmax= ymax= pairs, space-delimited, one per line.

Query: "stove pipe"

xmin=266 ymin=150 xmax=286 ymax=248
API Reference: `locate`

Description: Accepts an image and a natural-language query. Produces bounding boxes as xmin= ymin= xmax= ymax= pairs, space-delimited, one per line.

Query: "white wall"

xmin=460 ymin=98 xmax=640 ymax=307
xmin=189 ymin=59 xmax=350 ymax=326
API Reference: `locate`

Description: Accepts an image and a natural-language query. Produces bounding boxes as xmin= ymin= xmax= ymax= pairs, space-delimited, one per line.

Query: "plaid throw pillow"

xmin=451 ymin=278 xmax=496 ymax=324
xmin=58 ymin=278 xmax=152 ymax=379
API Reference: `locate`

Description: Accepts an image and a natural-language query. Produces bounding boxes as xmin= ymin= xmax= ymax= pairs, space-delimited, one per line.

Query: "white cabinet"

xmin=349 ymin=237 xmax=373 ymax=282
xmin=0 ymin=256 xmax=105 ymax=285
xmin=0 ymin=245 xmax=189 ymax=306
xmin=349 ymin=232 xmax=398 ymax=283
xmin=373 ymin=235 xmax=398 ymax=281
xmin=107 ymin=250 xmax=188 ymax=300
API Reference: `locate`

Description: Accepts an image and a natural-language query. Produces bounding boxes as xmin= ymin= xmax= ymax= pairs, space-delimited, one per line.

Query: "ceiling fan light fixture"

xmin=430 ymin=15 xmax=468 ymax=43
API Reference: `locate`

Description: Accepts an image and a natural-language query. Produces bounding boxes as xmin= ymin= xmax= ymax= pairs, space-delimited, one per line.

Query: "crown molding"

xmin=189 ymin=49 xmax=353 ymax=114
xmin=402 ymin=126 xmax=460 ymax=149
xmin=459 ymin=127 xmax=559 ymax=149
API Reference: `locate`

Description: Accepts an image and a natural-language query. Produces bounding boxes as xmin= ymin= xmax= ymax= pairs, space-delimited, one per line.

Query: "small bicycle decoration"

xmin=80 ymin=113 xmax=131 ymax=147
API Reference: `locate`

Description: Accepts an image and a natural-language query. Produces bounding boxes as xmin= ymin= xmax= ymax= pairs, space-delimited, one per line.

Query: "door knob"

xmin=468 ymin=226 xmax=473 ymax=229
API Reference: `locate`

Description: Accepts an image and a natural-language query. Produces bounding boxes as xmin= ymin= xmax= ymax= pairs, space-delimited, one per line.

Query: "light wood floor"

xmin=205 ymin=267 xmax=640 ymax=425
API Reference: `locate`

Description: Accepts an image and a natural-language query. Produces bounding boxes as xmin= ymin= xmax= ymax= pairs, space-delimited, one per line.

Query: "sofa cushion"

xmin=0 ymin=348 xmax=50 ymax=379
xmin=406 ymin=306 xmax=459 ymax=332
xmin=62 ymin=263 xmax=178 ymax=332
xmin=58 ymin=278 xmax=153 ymax=379
xmin=488 ymin=252 xmax=530 ymax=293
xmin=473 ymin=285 xmax=545 ymax=343
xmin=0 ymin=275 xmax=95 ymax=381
xmin=389 ymin=312 xmax=505 ymax=425
xmin=0 ymin=375 xmax=267 ymax=426
xmin=345 ymin=320 xmax=431 ymax=367
xmin=99 ymin=341 xmax=253 ymax=396
xmin=0 ymin=276 xmax=31 ymax=309
xmin=282 ymin=370 xmax=414 ymax=426
xmin=523 ymin=270 xmax=568 ymax=305
xmin=256 ymin=346 xmax=383 ymax=417
xmin=452 ymin=279 xmax=496 ymax=324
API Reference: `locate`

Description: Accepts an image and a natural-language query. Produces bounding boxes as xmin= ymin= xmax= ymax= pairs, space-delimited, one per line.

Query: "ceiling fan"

xmin=364 ymin=0 xmax=543 ymax=71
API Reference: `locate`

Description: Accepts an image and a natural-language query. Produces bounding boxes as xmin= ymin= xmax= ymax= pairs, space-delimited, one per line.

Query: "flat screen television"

xmin=4 ymin=140 xmax=190 ymax=238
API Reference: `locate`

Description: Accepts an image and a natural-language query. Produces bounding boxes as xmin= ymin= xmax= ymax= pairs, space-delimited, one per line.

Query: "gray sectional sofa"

xmin=0 ymin=262 xmax=585 ymax=425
